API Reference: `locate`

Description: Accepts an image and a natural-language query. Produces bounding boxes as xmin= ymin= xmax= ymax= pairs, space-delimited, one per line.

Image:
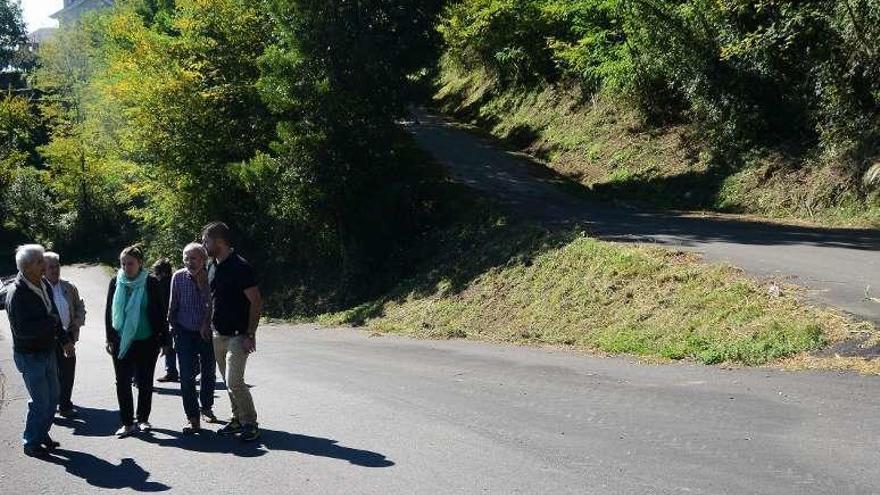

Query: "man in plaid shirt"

xmin=168 ymin=242 xmax=217 ymax=434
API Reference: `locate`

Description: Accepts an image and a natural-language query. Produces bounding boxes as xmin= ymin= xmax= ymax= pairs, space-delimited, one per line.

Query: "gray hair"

xmin=15 ymin=244 xmax=46 ymax=272
xmin=44 ymin=251 xmax=61 ymax=265
xmin=183 ymin=242 xmax=208 ymax=259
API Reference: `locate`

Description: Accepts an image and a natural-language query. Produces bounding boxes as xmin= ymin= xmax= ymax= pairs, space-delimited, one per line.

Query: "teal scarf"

xmin=112 ymin=269 xmax=148 ymax=358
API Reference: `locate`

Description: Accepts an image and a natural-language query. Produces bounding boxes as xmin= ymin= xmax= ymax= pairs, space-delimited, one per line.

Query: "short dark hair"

xmin=151 ymin=257 xmax=173 ymax=278
xmin=202 ymin=221 xmax=232 ymax=243
xmin=120 ymin=244 xmax=145 ymax=263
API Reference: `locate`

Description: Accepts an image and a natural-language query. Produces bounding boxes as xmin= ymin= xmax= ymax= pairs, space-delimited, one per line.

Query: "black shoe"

xmin=23 ymin=444 xmax=48 ymax=457
xmin=217 ymin=420 xmax=242 ymax=436
xmin=116 ymin=424 xmax=137 ymax=438
xmin=42 ymin=437 xmax=60 ymax=451
xmin=239 ymin=424 xmax=260 ymax=442
xmin=157 ymin=373 xmax=179 ymax=383
xmin=200 ymin=408 xmax=218 ymax=424
xmin=182 ymin=418 xmax=201 ymax=435
xmin=58 ymin=407 xmax=78 ymax=418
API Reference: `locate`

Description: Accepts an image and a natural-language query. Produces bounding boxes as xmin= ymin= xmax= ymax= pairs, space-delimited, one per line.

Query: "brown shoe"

xmin=182 ymin=418 xmax=201 ymax=435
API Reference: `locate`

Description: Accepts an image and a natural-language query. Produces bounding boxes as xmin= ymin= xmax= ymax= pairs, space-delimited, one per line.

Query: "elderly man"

xmin=44 ymin=252 xmax=86 ymax=418
xmin=6 ymin=245 xmax=75 ymax=457
xmin=168 ymin=243 xmax=217 ymax=434
xmin=202 ymin=222 xmax=262 ymax=442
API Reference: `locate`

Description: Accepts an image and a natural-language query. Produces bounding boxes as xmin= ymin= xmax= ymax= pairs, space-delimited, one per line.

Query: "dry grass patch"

xmin=322 ymin=224 xmax=867 ymax=366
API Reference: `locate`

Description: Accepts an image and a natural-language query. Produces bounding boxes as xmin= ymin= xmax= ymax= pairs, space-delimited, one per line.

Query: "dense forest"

xmin=2 ymin=0 xmax=879 ymax=315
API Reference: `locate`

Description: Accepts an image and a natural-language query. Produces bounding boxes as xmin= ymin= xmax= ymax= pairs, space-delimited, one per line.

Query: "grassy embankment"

xmin=433 ymin=63 xmax=880 ymax=228
xmin=319 ymin=169 xmax=875 ymax=369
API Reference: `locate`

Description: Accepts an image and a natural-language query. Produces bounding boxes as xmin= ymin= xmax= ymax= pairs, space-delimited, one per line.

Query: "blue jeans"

xmin=13 ymin=350 xmax=59 ymax=446
xmin=174 ymin=328 xmax=216 ymax=419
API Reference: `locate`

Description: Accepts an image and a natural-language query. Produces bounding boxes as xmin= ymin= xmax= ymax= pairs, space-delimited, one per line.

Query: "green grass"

xmin=434 ymin=61 xmax=880 ymax=228
xmin=320 ymin=206 xmax=864 ymax=366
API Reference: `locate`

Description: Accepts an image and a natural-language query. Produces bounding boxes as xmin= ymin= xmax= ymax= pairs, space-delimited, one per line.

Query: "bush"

xmin=3 ymin=167 xmax=60 ymax=244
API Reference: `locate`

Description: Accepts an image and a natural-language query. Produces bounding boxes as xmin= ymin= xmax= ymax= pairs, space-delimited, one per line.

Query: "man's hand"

xmin=200 ymin=326 xmax=212 ymax=342
xmin=242 ymin=335 xmax=256 ymax=354
xmin=106 ymin=341 xmax=117 ymax=356
xmin=62 ymin=342 xmax=75 ymax=358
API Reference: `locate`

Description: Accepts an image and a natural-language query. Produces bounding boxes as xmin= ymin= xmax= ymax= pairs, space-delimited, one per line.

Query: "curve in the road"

xmin=408 ymin=111 xmax=880 ymax=325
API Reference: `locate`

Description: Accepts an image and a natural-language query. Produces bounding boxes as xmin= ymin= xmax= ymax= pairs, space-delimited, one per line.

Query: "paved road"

xmin=1 ymin=266 xmax=880 ymax=494
xmin=408 ymin=112 xmax=880 ymax=325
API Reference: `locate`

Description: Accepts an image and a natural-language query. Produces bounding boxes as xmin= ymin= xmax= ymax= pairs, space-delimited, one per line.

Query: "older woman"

xmin=104 ymin=245 xmax=170 ymax=438
xmin=6 ymin=244 xmax=74 ymax=457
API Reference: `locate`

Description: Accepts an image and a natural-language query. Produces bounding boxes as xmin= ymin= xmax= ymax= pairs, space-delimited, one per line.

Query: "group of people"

xmin=4 ymin=222 xmax=263 ymax=457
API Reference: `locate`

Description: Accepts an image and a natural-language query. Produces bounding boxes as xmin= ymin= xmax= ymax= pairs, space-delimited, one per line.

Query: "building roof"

xmin=50 ymin=0 xmax=114 ymax=20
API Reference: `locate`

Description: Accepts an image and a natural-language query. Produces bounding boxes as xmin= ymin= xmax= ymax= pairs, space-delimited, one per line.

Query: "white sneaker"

xmin=137 ymin=421 xmax=152 ymax=432
xmin=116 ymin=425 xmax=136 ymax=438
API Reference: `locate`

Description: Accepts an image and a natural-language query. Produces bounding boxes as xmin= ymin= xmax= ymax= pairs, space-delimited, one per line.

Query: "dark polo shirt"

xmin=208 ymin=252 xmax=257 ymax=336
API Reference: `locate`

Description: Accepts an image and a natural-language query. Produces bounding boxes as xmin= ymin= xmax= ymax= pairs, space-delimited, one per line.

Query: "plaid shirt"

xmin=168 ymin=268 xmax=210 ymax=332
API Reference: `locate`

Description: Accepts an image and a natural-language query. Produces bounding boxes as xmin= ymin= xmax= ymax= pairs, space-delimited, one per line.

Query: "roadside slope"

xmin=406 ymin=111 xmax=880 ymax=326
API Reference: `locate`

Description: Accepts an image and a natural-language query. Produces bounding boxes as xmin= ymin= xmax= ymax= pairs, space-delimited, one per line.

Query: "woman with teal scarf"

xmin=104 ymin=245 xmax=171 ymax=438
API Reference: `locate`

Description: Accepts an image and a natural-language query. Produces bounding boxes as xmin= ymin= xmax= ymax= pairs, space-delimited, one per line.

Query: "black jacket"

xmin=6 ymin=275 xmax=70 ymax=354
xmin=104 ymin=273 xmax=170 ymax=352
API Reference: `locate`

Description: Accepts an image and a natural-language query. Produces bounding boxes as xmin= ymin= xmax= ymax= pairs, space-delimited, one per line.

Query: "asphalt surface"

xmin=408 ymin=111 xmax=880 ymax=325
xmin=1 ymin=266 xmax=880 ymax=494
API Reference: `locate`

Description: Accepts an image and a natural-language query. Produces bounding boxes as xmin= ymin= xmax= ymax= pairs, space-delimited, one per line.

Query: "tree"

xmin=0 ymin=0 xmax=25 ymax=68
xmin=33 ymin=16 xmax=119 ymax=242
xmin=94 ymin=0 xmax=277 ymax=255
xmin=258 ymin=0 xmax=444 ymax=288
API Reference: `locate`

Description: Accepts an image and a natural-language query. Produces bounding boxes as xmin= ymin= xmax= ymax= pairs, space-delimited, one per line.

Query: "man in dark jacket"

xmin=6 ymin=244 xmax=75 ymax=457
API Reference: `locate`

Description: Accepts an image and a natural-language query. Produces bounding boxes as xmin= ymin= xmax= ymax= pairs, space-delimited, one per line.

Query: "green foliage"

xmin=439 ymin=0 xmax=880 ymax=205
xmin=255 ymin=0 xmax=445 ymax=303
xmin=0 ymin=93 xmax=39 ymax=167
xmin=30 ymin=15 xmax=131 ymax=250
xmin=2 ymin=167 xmax=60 ymax=244
xmin=440 ymin=0 xmax=630 ymax=90
xmin=0 ymin=94 xmax=49 ymax=243
xmin=0 ymin=0 xmax=26 ymax=69
xmin=22 ymin=0 xmax=445 ymax=312
xmin=544 ymin=0 xmax=631 ymax=92
xmin=88 ymin=0 xmax=278 ymax=258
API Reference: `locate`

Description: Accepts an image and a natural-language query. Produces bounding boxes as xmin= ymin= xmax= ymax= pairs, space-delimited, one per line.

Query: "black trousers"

xmin=55 ymin=343 xmax=76 ymax=411
xmin=112 ymin=339 xmax=160 ymax=426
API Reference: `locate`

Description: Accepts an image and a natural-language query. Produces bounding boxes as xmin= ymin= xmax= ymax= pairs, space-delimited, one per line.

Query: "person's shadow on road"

xmin=40 ymin=449 xmax=170 ymax=491
xmin=141 ymin=427 xmax=394 ymax=467
xmin=54 ymin=406 xmax=120 ymax=437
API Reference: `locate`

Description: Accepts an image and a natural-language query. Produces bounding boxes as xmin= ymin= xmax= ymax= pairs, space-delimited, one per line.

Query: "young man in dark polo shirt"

xmin=202 ymin=222 xmax=263 ymax=441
